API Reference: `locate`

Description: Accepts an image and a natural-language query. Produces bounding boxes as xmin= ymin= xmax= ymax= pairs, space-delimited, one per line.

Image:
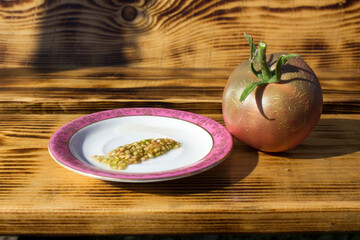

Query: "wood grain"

xmin=0 ymin=0 xmax=359 ymax=69
xmin=0 ymin=113 xmax=359 ymax=234
xmin=0 ymin=66 xmax=359 ymax=234
xmin=0 ymin=0 xmax=360 ymax=235
xmin=0 ymin=67 xmax=358 ymax=114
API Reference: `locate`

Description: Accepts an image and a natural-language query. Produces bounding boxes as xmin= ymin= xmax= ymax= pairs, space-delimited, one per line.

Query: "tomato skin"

xmin=222 ymin=53 xmax=323 ymax=152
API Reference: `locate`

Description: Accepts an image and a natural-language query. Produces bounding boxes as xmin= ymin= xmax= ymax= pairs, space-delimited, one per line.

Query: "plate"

xmin=49 ymin=108 xmax=233 ymax=182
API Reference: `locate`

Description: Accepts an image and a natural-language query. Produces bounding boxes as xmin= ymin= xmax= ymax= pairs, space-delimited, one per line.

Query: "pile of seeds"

xmin=92 ymin=138 xmax=181 ymax=170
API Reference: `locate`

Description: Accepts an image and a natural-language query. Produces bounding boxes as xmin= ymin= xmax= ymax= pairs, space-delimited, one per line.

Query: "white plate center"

xmin=69 ymin=116 xmax=214 ymax=173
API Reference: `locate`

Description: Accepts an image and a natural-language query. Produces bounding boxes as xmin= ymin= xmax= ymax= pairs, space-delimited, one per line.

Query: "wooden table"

xmin=1 ymin=0 xmax=360 ymax=236
xmin=0 ymin=66 xmax=359 ymax=235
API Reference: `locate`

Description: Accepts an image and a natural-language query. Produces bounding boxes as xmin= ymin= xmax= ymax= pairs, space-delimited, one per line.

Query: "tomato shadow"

xmin=267 ymin=53 xmax=318 ymax=82
xmin=269 ymin=118 xmax=360 ymax=159
xmin=255 ymin=85 xmax=275 ymax=120
xmin=105 ymin=139 xmax=259 ymax=195
xmin=253 ymin=61 xmax=319 ymax=121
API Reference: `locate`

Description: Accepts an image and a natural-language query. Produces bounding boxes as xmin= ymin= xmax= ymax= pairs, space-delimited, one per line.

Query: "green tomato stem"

xmin=239 ymin=33 xmax=301 ymax=102
xmin=257 ymin=42 xmax=272 ymax=81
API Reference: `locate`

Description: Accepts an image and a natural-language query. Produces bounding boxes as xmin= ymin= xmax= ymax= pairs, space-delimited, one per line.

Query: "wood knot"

xmin=121 ymin=6 xmax=138 ymax=22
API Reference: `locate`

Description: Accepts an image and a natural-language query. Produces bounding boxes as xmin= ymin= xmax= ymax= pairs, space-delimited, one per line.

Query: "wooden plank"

xmin=0 ymin=67 xmax=359 ymax=114
xmin=0 ymin=0 xmax=359 ymax=69
xmin=0 ymin=113 xmax=359 ymax=234
xmin=0 ymin=0 xmax=359 ymax=232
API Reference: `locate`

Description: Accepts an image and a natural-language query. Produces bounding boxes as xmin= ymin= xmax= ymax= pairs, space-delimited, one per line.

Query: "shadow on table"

xmin=106 ymin=118 xmax=359 ymax=194
xmin=269 ymin=118 xmax=360 ymax=159
xmin=107 ymin=139 xmax=259 ymax=195
xmin=27 ymin=2 xmax=142 ymax=71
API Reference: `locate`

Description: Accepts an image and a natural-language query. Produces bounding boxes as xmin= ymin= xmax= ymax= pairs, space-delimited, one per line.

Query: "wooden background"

xmin=0 ymin=0 xmax=360 ymax=235
xmin=0 ymin=0 xmax=359 ymax=70
xmin=0 ymin=0 xmax=359 ymax=115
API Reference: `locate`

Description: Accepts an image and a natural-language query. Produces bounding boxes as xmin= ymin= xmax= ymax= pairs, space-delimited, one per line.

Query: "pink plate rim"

xmin=48 ymin=108 xmax=233 ymax=182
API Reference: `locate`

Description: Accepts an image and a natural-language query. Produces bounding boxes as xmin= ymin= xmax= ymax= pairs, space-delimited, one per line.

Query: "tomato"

xmin=222 ymin=34 xmax=323 ymax=152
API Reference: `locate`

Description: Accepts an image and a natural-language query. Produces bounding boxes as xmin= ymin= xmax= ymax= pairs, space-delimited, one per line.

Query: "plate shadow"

xmin=106 ymin=139 xmax=259 ymax=195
